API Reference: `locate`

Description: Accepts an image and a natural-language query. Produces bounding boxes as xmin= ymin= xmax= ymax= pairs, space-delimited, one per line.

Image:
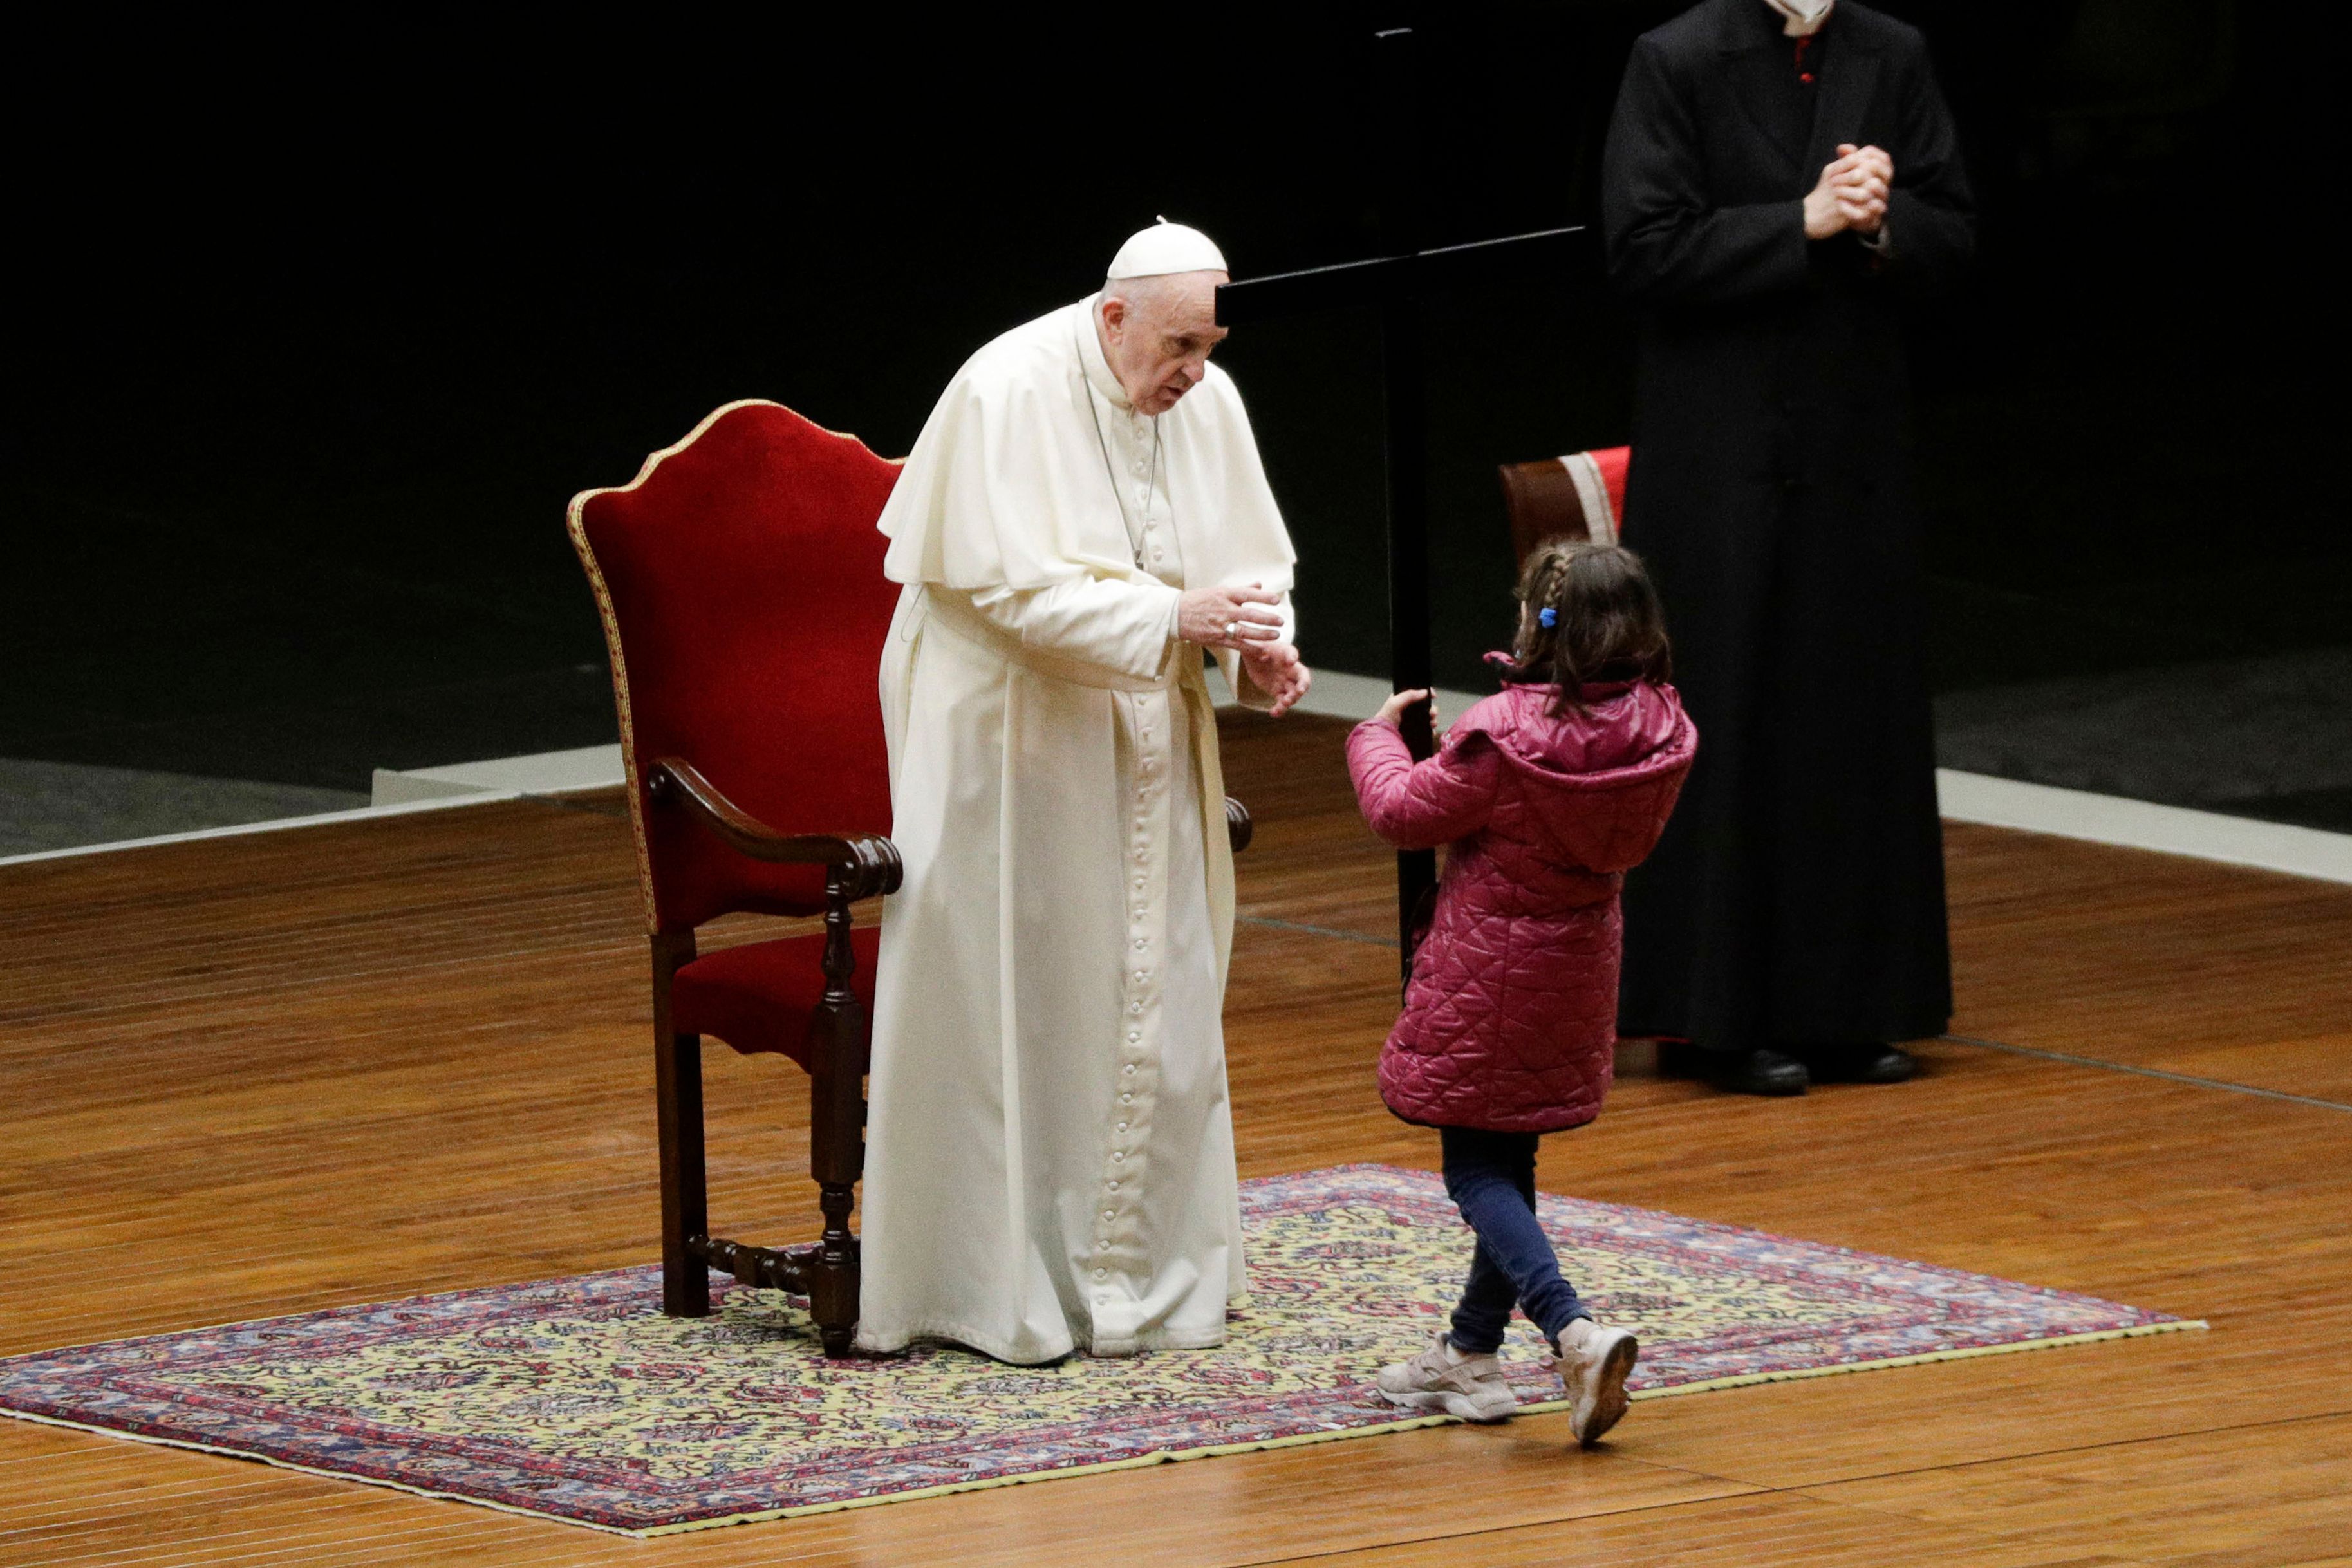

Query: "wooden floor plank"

xmin=1283 ymin=1492 xmax=2161 ymax=1567
xmin=1799 ymin=1415 xmax=2352 ymax=1567
xmin=2134 ymin=1032 xmax=2352 ymax=1105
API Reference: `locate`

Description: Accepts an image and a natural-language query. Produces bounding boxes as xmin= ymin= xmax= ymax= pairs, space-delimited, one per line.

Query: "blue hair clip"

xmin=1537 ymin=606 xmax=1558 ymax=628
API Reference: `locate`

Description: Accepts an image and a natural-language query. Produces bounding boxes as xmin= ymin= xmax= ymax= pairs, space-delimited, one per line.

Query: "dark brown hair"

xmin=1506 ymin=539 xmax=1672 ymax=714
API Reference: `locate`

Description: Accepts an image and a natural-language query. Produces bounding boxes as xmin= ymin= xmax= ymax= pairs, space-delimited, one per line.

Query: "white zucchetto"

xmin=1106 ymin=218 xmax=1227 ymax=280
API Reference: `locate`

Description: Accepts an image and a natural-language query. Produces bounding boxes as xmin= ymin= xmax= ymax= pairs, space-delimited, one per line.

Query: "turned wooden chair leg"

xmin=808 ymin=1176 xmax=859 ymax=1358
xmin=803 ymin=1043 xmax=863 ymax=1356
xmin=651 ymin=934 xmax=709 ymax=1318
xmin=805 ymin=877 xmax=866 ymax=1357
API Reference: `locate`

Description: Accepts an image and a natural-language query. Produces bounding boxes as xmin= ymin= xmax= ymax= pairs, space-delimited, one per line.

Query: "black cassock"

xmin=1601 ymin=0 xmax=1975 ymax=1051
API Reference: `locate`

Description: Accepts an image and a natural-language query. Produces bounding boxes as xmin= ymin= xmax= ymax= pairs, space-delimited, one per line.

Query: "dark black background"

xmin=8 ymin=1 xmax=2337 ymax=790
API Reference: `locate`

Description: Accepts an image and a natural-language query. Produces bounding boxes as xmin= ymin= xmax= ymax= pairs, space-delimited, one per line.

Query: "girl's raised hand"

xmin=1375 ymin=688 xmax=1432 ymax=729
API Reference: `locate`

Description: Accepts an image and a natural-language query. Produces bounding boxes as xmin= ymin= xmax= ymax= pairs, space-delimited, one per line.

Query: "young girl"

xmin=1346 ymin=540 xmax=1696 ymax=1444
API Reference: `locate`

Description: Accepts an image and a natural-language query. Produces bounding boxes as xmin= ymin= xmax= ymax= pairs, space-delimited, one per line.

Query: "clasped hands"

xmin=1804 ymin=142 xmax=1894 ymax=241
xmin=1179 ymin=582 xmax=1311 ymax=718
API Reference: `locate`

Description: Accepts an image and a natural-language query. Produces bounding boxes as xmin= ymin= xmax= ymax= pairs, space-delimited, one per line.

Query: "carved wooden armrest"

xmin=648 ymin=757 xmax=902 ymax=901
xmin=1225 ymin=796 xmax=1253 ymax=854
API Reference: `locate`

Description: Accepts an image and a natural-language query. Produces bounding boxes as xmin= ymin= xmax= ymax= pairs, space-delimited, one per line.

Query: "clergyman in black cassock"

xmin=1600 ymin=0 xmax=1975 ymax=1094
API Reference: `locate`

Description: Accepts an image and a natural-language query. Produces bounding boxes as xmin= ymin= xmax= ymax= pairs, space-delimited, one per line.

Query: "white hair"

xmin=1102 ymin=272 xmax=1185 ymax=314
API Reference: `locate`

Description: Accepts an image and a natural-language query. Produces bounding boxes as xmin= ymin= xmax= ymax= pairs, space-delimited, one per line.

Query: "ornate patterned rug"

xmin=0 ymin=1164 xmax=2198 ymax=1536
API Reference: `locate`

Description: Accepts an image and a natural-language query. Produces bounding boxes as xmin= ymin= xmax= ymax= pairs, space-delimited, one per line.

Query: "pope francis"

xmin=857 ymin=221 xmax=1311 ymax=1363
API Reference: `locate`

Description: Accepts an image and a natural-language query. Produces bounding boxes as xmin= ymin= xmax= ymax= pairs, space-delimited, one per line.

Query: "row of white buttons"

xmin=1125 ymin=409 xmax=1170 ymax=571
xmin=1098 ymin=691 xmax=1164 ymax=1298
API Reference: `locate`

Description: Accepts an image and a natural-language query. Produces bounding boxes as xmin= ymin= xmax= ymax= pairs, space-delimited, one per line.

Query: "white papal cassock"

xmin=857 ymin=294 xmax=1297 ymax=1363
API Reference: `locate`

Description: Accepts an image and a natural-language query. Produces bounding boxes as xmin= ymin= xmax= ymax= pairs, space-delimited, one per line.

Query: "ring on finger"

xmin=1224 ymin=621 xmax=1238 ymax=639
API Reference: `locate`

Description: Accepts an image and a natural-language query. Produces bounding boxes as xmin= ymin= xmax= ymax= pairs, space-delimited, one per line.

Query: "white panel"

xmin=1560 ymin=452 xmax=1617 ymax=545
xmin=1937 ymin=769 xmax=2352 ymax=885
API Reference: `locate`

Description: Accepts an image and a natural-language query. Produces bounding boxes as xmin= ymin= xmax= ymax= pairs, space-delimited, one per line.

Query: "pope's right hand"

xmin=1179 ymin=583 xmax=1285 ymax=650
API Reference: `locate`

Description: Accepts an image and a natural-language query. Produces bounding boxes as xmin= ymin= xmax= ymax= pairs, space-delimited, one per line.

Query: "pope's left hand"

xmin=1242 ymin=643 xmax=1312 ymax=718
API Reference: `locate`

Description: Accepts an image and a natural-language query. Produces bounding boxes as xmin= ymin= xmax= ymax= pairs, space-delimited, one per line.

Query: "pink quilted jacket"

xmin=1347 ymin=679 xmax=1696 ymax=1134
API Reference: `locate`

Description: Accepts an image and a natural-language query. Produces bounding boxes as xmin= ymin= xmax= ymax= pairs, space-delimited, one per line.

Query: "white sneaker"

xmin=1376 ymin=1332 xmax=1519 ymax=1423
xmin=1554 ymin=1317 xmax=1639 ymax=1445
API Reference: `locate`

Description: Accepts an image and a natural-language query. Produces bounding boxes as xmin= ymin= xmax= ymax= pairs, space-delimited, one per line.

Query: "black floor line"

xmin=1235 ymin=912 xmax=2349 ymax=1114
xmin=1940 ymin=1032 xmax=2352 ymax=1114
xmin=1236 ymin=914 xmax=1401 ymax=949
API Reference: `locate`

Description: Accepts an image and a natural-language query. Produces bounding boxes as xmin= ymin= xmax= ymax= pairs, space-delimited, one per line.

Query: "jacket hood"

xmin=1453 ymin=678 xmax=1697 ymax=873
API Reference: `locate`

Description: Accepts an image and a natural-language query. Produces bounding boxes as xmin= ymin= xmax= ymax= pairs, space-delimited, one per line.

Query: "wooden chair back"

xmin=1497 ymin=446 xmax=1631 ymax=568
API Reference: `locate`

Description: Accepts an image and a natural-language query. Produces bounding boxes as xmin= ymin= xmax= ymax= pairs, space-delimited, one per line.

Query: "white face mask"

xmin=1764 ymin=0 xmax=1834 ymax=34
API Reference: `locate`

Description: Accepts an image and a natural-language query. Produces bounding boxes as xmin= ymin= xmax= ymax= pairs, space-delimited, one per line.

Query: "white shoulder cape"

xmin=877 ymin=298 xmax=1296 ymax=597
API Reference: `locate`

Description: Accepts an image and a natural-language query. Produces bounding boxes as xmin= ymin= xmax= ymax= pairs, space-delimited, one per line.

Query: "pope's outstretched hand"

xmin=1243 ymin=642 xmax=1312 ymax=718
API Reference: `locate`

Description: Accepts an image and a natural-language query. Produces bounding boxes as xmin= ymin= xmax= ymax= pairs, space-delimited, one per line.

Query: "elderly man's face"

xmin=1099 ymin=270 xmax=1229 ymax=416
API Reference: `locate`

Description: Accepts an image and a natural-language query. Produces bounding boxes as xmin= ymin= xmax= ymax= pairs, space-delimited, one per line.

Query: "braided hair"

xmin=1505 ymin=540 xmax=1673 ymax=715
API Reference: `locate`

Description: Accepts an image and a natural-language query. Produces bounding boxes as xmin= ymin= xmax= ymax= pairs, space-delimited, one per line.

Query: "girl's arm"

xmin=1347 ymin=713 xmax=1501 ymax=850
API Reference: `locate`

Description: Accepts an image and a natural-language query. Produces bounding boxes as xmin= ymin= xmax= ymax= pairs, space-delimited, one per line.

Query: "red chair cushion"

xmin=671 ymin=928 xmax=881 ymax=1065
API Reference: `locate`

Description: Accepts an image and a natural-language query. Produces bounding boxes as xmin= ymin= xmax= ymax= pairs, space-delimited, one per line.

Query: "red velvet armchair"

xmin=568 ymin=400 xmax=902 ymax=1357
xmin=1497 ymin=446 xmax=1630 ymax=566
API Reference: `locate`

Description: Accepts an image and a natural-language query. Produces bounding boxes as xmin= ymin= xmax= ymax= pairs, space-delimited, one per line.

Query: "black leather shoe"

xmin=1806 ymin=1044 xmax=1919 ymax=1084
xmin=1665 ymin=1048 xmax=1806 ymax=1100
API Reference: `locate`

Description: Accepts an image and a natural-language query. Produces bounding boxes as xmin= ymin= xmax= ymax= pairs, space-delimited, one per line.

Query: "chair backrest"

xmin=1497 ymin=445 xmax=1630 ymax=568
xmin=569 ymin=400 xmax=902 ymax=933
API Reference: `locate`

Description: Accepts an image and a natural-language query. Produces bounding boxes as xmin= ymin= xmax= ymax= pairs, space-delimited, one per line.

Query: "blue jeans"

xmin=1441 ymin=1126 xmax=1591 ymax=1356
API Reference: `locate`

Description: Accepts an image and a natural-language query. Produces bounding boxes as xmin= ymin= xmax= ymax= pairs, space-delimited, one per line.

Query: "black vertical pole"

xmin=1381 ymin=304 xmax=1435 ymax=974
xmin=1376 ymin=25 xmax=1437 ymax=975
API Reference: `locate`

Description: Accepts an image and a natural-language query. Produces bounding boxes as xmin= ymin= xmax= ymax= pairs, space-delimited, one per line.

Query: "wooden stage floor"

xmin=5 ymin=712 xmax=2351 ymax=1566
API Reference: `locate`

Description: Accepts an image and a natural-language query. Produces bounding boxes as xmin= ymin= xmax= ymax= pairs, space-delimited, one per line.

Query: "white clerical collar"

xmin=1077 ymin=294 xmax=1135 ymax=412
xmin=1762 ymin=0 xmax=1833 ymax=36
